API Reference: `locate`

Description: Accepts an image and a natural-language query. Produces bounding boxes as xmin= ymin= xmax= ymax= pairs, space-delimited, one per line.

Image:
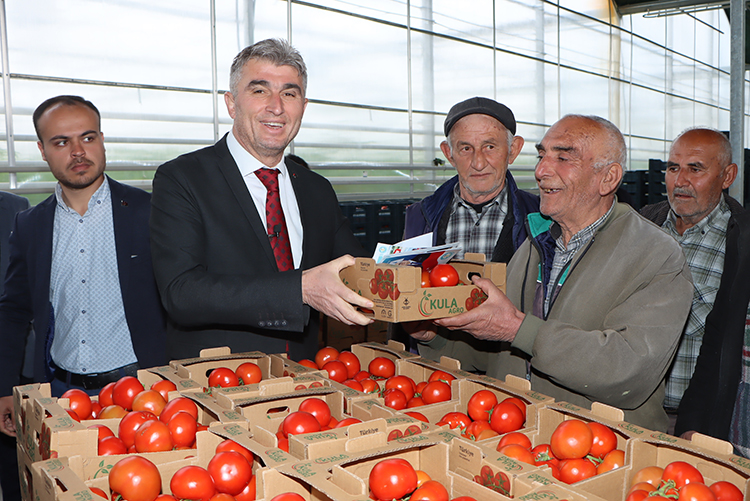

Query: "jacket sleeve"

xmin=149 ymin=160 xmax=308 ymax=332
xmin=512 ymin=244 xmax=693 ymax=410
xmin=0 ymin=214 xmax=35 ymax=396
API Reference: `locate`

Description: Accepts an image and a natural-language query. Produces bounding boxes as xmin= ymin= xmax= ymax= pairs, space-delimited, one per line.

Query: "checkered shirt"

xmin=445 ymin=183 xmax=508 ymax=260
xmin=544 ymin=201 xmax=614 ymax=316
xmin=662 ymin=196 xmax=731 ymax=410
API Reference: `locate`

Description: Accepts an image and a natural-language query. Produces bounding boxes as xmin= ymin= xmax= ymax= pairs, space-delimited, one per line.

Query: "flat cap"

xmin=444 ymin=97 xmax=516 ymax=136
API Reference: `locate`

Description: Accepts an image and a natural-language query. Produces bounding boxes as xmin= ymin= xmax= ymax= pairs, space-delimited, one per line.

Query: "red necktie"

xmin=255 ymin=168 xmax=293 ymax=271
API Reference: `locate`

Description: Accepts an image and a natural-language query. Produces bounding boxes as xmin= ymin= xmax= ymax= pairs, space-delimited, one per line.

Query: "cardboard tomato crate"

xmin=213 ymin=373 xmax=333 ymax=401
xmin=29 ymin=426 xmax=296 ymax=501
xmin=564 ymin=432 xmax=750 ymax=501
xmin=270 ymin=353 xmax=328 ymax=378
xmin=170 ymin=346 xmax=274 ymax=387
xmin=275 ymin=436 xmax=543 ymax=501
xmin=339 ymin=256 xmax=506 ymax=322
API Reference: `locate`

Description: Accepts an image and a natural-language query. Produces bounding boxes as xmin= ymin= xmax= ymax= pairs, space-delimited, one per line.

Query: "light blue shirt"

xmin=49 ymin=178 xmax=137 ymax=374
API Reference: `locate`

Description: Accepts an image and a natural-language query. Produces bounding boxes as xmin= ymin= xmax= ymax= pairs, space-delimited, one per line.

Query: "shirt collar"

xmin=552 ymin=198 xmax=615 ymax=252
xmin=664 ymin=194 xmax=730 ymax=236
xmin=54 ymin=176 xmax=110 ymax=215
xmin=451 ymin=181 xmax=508 ymax=212
xmin=227 ymin=130 xmax=287 ymax=179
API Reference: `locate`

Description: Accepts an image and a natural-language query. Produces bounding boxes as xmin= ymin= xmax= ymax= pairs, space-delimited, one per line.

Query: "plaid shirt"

xmin=662 ymin=197 xmax=731 ymax=410
xmin=543 ymin=201 xmax=614 ymax=316
xmin=729 ymin=310 xmax=750 ymax=458
xmin=445 ymin=183 xmax=508 ymax=259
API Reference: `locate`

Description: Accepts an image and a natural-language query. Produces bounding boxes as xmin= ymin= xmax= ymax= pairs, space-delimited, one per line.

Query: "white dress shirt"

xmin=226 ymin=131 xmax=303 ymax=269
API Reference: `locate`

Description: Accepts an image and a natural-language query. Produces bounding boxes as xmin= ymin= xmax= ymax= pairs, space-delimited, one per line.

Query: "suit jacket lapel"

xmin=287 ymin=161 xmax=314 ymax=269
xmin=35 ymin=195 xmax=56 ymax=306
xmin=214 ymin=136 xmax=278 ymax=270
xmin=109 ymin=176 xmax=133 ymax=298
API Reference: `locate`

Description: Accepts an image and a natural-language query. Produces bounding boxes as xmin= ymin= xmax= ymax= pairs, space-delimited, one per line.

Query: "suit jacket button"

xmin=259 ymin=321 xmax=265 ymax=327
xmin=281 ymin=320 xmax=287 ymax=326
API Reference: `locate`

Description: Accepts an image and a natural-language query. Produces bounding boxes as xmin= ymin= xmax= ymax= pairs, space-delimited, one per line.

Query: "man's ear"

xmin=439 ymin=141 xmax=453 ymax=166
xmin=507 ymin=136 xmax=524 ymax=164
xmin=599 ymin=162 xmax=623 ymax=197
xmin=37 ymin=141 xmax=46 ymax=162
xmin=224 ymin=92 xmax=236 ymax=119
xmin=722 ymin=163 xmax=738 ymax=190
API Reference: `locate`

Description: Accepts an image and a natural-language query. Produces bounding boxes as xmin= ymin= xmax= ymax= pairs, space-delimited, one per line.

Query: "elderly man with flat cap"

xmin=414 ymin=114 xmax=693 ymax=431
xmin=397 ymin=97 xmax=538 ymax=371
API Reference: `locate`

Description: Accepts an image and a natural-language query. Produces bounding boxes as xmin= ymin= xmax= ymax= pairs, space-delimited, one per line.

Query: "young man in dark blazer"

xmin=150 ymin=39 xmax=372 ymax=362
xmin=0 ymin=96 xmax=166 ymax=439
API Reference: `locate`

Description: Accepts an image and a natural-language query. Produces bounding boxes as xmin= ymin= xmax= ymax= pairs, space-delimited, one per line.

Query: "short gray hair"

xmin=561 ymin=114 xmax=627 ymax=170
xmin=229 ymin=38 xmax=308 ymax=96
xmin=671 ymin=127 xmax=732 ymax=167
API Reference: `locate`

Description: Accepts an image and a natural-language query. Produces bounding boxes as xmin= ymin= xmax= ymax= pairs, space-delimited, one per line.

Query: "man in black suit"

xmin=150 ymin=39 xmax=372 ymax=361
xmin=0 ymin=191 xmax=29 ymax=501
xmin=0 ymin=96 xmax=166 ymax=436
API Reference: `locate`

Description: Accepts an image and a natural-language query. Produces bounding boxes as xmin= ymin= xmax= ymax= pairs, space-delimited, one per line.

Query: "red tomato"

xmin=421 ymin=381 xmax=451 ymax=404
xmin=360 ymin=379 xmax=380 ymax=394
xmin=596 ymin=449 xmax=625 ymax=474
xmin=368 ymin=357 xmax=395 ymax=379
xmin=467 ymin=390 xmax=498 ymax=421
xmin=132 ymin=390 xmax=167 ymax=417
xmin=208 ymin=367 xmax=240 ymax=388
xmin=628 ymin=483 xmax=657 ymax=496
xmin=411 ymin=480 xmax=449 ymax=501
xmin=108 ymin=456 xmax=162 ymax=501
xmin=334 ymin=417 xmax=362 ymax=428
xmin=208 ymin=451 xmax=253 ymax=496
xmin=112 ymin=376 xmax=145 ymax=411
xmin=90 ymin=401 xmax=102 ymax=419
xmin=62 ymin=389 xmax=93 ymax=420
xmin=155 ymin=496 xmax=178 ymax=501
xmin=404 ymin=411 xmax=429 ymax=423
xmin=171 ymin=465 xmax=216 ymax=501
xmin=168 ymin=411 xmax=198 ymax=448
xmin=160 ymin=397 xmax=199 ymax=423
xmin=383 ymin=388 xmax=408 ymax=410
xmin=626 ymin=490 xmax=652 ymax=501
xmin=451 ymin=497 xmax=477 ymax=501
xmin=438 ymin=412 xmax=471 ymax=431
xmin=428 ymin=370 xmax=455 ymax=384
xmin=587 ymin=422 xmax=617 ymax=459
xmin=501 ymin=397 xmax=527 ymax=421
xmin=269 ymin=494 xmax=305 ymax=501
xmin=369 ymin=458 xmax=418 ymax=501
xmin=315 ymin=347 xmax=339 ymax=369
xmin=678 ymin=483 xmax=717 ymax=501
xmin=150 ymin=380 xmax=177 ymax=402
xmin=497 ymin=431 xmax=532 ymax=450
xmin=342 ymin=379 xmax=364 ymax=392
xmin=66 ymin=409 xmax=81 ymax=422
xmin=118 ymin=411 xmax=157 ymax=449
xmin=558 ymin=458 xmax=597 ymax=484
xmin=98 ymin=435 xmax=127 ymax=455
xmin=209 ymin=494 xmax=236 ymax=501
xmin=235 ymin=363 xmax=262 ymax=385
xmin=532 ymin=443 xmax=560 ymax=467
xmin=337 ymin=351 xmax=361 ymax=378
xmin=88 ymin=424 xmax=115 ymax=440
xmin=709 ymin=481 xmax=743 ymax=501
xmin=354 ymin=370 xmax=371 ymax=381
xmin=407 ymin=397 xmax=425 ymax=408
xmin=630 ymin=466 xmax=664 ymax=487
xmin=280 ymin=411 xmax=321 ymax=438
xmin=464 ymin=420 xmax=492 ymax=441
xmin=322 ymin=360 xmax=348 ymax=383
xmin=216 ymin=439 xmax=255 ymax=465
xmin=134 ymin=420 xmax=173 ymax=453
xmin=234 ymin=476 xmax=256 ymax=501
xmin=298 ymin=398 xmax=332 ymax=427
xmin=385 ymin=375 xmax=416 ymax=401
xmin=489 ymin=401 xmax=524 ymax=434
xmin=297 ymin=359 xmax=318 ymax=370
xmin=98 ymin=405 xmax=127 ymax=419
xmin=99 ymin=382 xmax=116 ymax=407
xmin=429 ymin=264 xmax=459 ymax=287
xmin=549 ymin=419 xmax=593 ymax=459
xmin=421 ymin=270 xmax=432 ymax=288
xmin=497 ymin=444 xmax=535 ymax=465
xmin=662 ymin=461 xmax=704 ymax=489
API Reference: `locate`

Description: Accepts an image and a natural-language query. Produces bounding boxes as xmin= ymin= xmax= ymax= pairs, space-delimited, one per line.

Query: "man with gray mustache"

xmin=640 ymin=127 xmax=743 ymax=431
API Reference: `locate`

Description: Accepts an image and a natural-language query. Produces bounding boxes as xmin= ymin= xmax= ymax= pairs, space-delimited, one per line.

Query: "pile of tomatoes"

xmin=368 ymin=457 xmax=476 ymax=501
xmin=101 ymin=438 xmax=258 ymax=501
xmin=434 ymin=389 xmax=527 ymax=441
xmin=206 ymin=363 xmax=263 ymax=388
xmin=60 ymin=376 xmax=207 ymax=455
xmin=369 ymin=268 xmax=400 ymax=300
xmin=273 ymin=397 xmax=363 ymax=452
xmin=626 ymin=461 xmax=743 ymax=501
xmin=492 ymin=419 xmax=624 ymax=484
